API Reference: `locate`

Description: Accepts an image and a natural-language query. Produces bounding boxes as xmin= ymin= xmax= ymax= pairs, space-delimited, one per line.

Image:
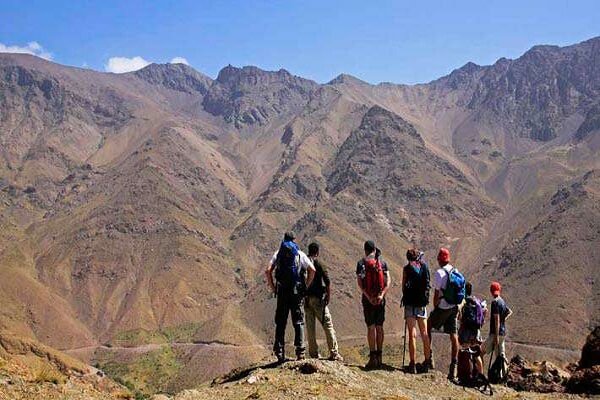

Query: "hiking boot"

xmin=328 ymin=353 xmax=344 ymax=362
xmin=407 ymin=362 xmax=417 ymax=374
xmin=296 ymin=353 xmax=306 ymax=361
xmin=422 ymin=357 xmax=434 ymax=370
xmin=417 ymin=361 xmax=429 ymax=373
xmin=365 ymin=351 xmax=378 ymax=370
xmin=276 ymin=355 xmax=286 ymax=364
xmin=448 ymin=359 xmax=457 ymax=381
xmin=309 ymin=353 xmax=321 ymax=359
xmin=376 ymin=351 xmax=383 ymax=368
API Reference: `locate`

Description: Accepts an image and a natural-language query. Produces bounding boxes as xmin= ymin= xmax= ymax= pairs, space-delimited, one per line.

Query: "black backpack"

xmin=488 ymin=354 xmax=508 ymax=384
xmin=402 ymin=261 xmax=430 ymax=307
xmin=274 ymin=240 xmax=302 ymax=290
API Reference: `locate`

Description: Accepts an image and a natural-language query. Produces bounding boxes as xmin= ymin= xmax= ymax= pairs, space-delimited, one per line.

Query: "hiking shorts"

xmin=362 ymin=297 xmax=385 ymax=326
xmin=428 ymin=306 xmax=458 ymax=334
xmin=404 ymin=305 xmax=427 ymax=319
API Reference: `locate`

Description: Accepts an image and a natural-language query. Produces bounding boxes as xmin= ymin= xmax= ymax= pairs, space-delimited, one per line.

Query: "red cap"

xmin=490 ymin=281 xmax=502 ymax=296
xmin=438 ymin=248 xmax=450 ymax=264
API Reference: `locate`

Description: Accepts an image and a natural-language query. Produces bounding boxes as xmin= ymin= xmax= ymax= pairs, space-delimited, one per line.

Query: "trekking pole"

xmin=402 ymin=321 xmax=407 ymax=368
xmin=487 ymin=347 xmax=494 ymax=377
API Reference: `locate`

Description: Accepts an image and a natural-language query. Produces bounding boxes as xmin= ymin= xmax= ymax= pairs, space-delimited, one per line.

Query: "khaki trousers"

xmin=304 ymin=295 xmax=339 ymax=358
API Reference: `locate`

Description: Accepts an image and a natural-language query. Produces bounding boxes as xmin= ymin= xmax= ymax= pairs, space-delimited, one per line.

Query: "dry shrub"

xmin=34 ymin=363 xmax=66 ymax=385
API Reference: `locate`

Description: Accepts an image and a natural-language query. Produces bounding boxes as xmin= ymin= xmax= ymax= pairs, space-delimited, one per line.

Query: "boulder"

xmin=507 ymin=355 xmax=568 ymax=393
xmin=566 ymin=326 xmax=600 ymax=394
xmin=579 ymin=326 xmax=600 ymax=369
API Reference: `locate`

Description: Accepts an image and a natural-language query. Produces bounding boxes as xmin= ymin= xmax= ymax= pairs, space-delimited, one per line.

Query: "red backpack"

xmin=363 ymin=257 xmax=385 ymax=298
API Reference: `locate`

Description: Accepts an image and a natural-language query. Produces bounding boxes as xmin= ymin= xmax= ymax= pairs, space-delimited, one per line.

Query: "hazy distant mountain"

xmin=1 ymin=36 xmax=599 ymax=392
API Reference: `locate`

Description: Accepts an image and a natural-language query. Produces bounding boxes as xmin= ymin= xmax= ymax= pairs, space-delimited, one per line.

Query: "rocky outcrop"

xmin=566 ymin=327 xmax=600 ymax=394
xmin=507 ymin=355 xmax=568 ymax=393
xmin=202 ymin=65 xmax=318 ymax=127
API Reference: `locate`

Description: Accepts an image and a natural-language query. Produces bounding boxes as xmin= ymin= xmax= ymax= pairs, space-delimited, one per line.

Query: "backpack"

xmin=488 ymin=354 xmax=508 ymax=384
xmin=363 ymin=257 xmax=385 ymax=299
xmin=442 ymin=267 xmax=466 ymax=305
xmin=462 ymin=296 xmax=485 ymax=330
xmin=274 ymin=240 xmax=301 ymax=289
xmin=402 ymin=261 xmax=430 ymax=307
xmin=457 ymin=347 xmax=493 ymax=394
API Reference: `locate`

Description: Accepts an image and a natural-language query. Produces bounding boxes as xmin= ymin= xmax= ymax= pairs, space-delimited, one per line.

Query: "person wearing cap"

xmin=482 ymin=281 xmax=512 ymax=359
xmin=356 ymin=240 xmax=391 ymax=369
xmin=427 ymin=247 xmax=461 ymax=379
xmin=266 ymin=231 xmax=316 ymax=363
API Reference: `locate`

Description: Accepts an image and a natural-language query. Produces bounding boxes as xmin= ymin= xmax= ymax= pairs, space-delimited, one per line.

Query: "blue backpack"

xmin=442 ymin=267 xmax=466 ymax=305
xmin=274 ymin=240 xmax=301 ymax=289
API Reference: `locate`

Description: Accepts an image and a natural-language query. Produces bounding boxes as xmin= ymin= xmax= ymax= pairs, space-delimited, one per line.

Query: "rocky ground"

xmin=158 ymin=359 xmax=584 ymax=400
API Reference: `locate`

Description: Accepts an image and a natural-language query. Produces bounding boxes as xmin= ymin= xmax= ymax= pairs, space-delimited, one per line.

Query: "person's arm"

xmin=493 ymin=313 xmax=500 ymax=345
xmin=265 ymin=263 xmax=276 ymax=294
xmin=505 ymin=307 xmax=513 ymax=320
xmin=323 ymin=266 xmax=331 ymax=304
xmin=357 ymin=269 xmax=373 ymax=304
xmin=378 ymin=269 xmax=391 ymax=304
xmin=433 ymin=289 xmax=441 ymax=308
xmin=305 ymin=258 xmax=316 ymax=289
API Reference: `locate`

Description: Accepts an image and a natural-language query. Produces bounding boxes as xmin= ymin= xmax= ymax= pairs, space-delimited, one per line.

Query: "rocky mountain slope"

xmin=1 ymin=36 xmax=600 ymax=394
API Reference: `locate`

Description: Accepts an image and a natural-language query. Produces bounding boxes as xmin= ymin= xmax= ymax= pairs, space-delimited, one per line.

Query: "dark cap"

xmin=283 ymin=231 xmax=296 ymax=241
xmin=364 ymin=240 xmax=376 ymax=254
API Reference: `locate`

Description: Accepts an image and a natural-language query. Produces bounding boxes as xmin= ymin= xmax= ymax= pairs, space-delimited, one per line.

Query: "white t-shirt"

xmin=433 ymin=264 xmax=456 ymax=310
xmin=270 ymin=249 xmax=315 ymax=272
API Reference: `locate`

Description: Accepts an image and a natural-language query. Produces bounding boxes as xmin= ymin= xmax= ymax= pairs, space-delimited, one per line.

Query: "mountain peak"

xmin=327 ymin=73 xmax=369 ymax=86
xmin=215 ymin=64 xmax=308 ymax=86
xmin=134 ymin=62 xmax=212 ymax=94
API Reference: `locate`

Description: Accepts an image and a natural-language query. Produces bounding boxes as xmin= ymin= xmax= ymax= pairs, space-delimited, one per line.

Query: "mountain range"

xmin=1 ymin=36 xmax=599 ymax=393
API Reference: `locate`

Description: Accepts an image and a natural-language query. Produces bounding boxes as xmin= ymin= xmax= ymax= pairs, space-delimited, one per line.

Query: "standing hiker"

xmin=481 ymin=281 xmax=512 ymax=359
xmin=458 ymin=282 xmax=486 ymax=377
xmin=402 ymin=248 xmax=432 ymax=373
xmin=427 ymin=247 xmax=466 ymax=380
xmin=356 ymin=240 xmax=391 ymax=369
xmin=304 ymin=242 xmax=343 ymax=361
xmin=266 ymin=231 xmax=316 ymax=363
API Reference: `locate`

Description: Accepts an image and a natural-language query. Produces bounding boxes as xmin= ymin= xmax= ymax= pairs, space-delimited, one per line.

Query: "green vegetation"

xmin=110 ymin=329 xmax=167 ymax=347
xmin=111 ymin=323 xmax=202 ymax=348
xmin=98 ymin=346 xmax=181 ymax=398
xmin=162 ymin=322 xmax=202 ymax=343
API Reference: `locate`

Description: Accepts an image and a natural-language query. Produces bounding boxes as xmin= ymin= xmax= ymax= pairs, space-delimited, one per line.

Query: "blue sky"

xmin=1 ymin=0 xmax=599 ymax=84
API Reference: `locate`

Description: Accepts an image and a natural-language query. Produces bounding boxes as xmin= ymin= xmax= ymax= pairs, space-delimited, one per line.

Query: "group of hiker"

xmin=265 ymin=232 xmax=513 ymax=386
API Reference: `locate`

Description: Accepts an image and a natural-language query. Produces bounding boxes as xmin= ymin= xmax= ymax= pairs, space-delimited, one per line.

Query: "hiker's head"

xmin=406 ymin=248 xmax=419 ymax=262
xmin=308 ymin=242 xmax=320 ymax=258
xmin=283 ymin=231 xmax=296 ymax=242
xmin=465 ymin=281 xmax=473 ymax=296
xmin=437 ymin=247 xmax=450 ymax=266
xmin=490 ymin=281 xmax=501 ymax=297
xmin=364 ymin=240 xmax=376 ymax=256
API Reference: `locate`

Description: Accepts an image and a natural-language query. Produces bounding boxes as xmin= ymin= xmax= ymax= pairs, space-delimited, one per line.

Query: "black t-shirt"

xmin=490 ymin=296 xmax=509 ymax=336
xmin=306 ymin=259 xmax=330 ymax=298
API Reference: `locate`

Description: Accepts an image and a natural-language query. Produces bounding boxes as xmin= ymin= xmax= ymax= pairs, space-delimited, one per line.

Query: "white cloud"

xmin=0 ymin=41 xmax=52 ymax=60
xmin=170 ymin=57 xmax=189 ymax=65
xmin=105 ymin=56 xmax=150 ymax=73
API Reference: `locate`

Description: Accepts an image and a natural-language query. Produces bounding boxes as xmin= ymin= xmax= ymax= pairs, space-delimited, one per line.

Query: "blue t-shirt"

xmin=489 ymin=296 xmax=509 ymax=336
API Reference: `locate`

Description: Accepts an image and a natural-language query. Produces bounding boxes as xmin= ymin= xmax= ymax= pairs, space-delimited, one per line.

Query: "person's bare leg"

xmin=407 ymin=317 xmax=417 ymax=364
xmin=450 ymin=333 xmax=459 ymax=361
xmin=475 ymin=356 xmax=483 ymax=375
xmin=417 ymin=318 xmax=431 ymax=361
xmin=367 ymin=326 xmax=376 ymax=351
xmin=376 ymin=325 xmax=384 ymax=352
